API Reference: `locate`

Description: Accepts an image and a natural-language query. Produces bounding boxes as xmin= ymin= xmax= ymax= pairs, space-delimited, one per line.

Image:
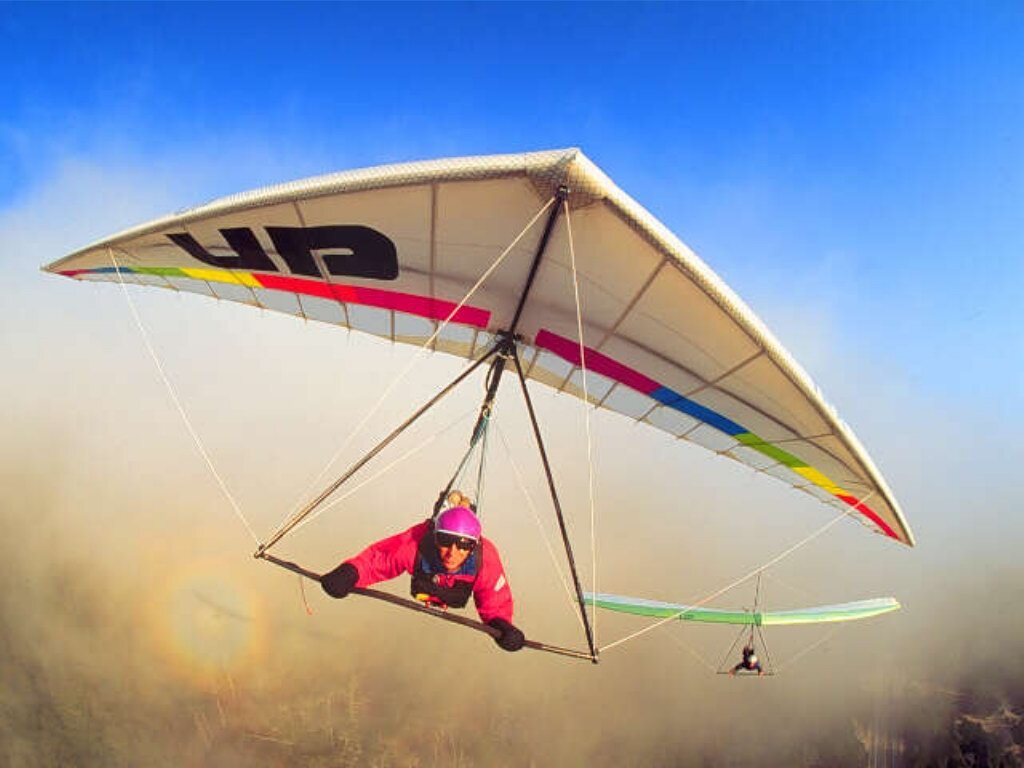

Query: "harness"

xmin=410 ymin=520 xmax=481 ymax=609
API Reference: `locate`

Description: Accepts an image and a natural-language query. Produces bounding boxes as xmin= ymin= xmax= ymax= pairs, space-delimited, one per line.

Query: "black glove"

xmin=487 ymin=618 xmax=525 ymax=652
xmin=321 ymin=562 xmax=359 ymax=599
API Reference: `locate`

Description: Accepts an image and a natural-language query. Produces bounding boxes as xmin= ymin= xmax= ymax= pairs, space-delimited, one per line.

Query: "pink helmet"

xmin=435 ymin=505 xmax=481 ymax=541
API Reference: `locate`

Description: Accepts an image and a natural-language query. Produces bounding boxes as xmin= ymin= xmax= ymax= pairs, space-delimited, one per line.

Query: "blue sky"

xmin=3 ymin=2 xmax=1021 ymax=413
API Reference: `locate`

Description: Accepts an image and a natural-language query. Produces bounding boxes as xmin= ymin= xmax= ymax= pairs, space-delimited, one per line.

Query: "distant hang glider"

xmin=585 ymin=593 xmax=901 ymax=626
xmin=42 ymin=148 xmax=913 ymax=548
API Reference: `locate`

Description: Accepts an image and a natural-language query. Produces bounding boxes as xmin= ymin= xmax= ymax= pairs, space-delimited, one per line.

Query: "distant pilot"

xmin=730 ymin=644 xmax=764 ymax=676
xmin=320 ymin=494 xmax=525 ymax=652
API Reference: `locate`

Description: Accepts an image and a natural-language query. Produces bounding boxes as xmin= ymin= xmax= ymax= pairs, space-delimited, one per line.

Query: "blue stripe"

xmin=651 ymin=386 xmax=746 ymax=436
xmin=650 ymin=386 xmax=682 ymax=406
xmin=90 ymin=267 xmax=135 ymax=274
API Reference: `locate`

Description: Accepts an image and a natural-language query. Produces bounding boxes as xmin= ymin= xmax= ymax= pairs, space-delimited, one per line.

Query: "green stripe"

xmin=135 ymin=266 xmax=187 ymax=277
xmin=587 ymin=596 xmax=761 ymax=625
xmin=763 ymin=601 xmax=899 ymax=625
xmin=734 ymin=433 xmax=805 ymax=468
xmin=586 ymin=594 xmax=900 ymax=627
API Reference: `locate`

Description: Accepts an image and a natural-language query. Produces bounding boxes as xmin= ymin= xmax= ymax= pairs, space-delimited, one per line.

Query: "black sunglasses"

xmin=435 ymin=532 xmax=477 ymax=552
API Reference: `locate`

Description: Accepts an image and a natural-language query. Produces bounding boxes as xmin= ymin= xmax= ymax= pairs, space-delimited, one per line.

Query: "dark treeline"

xmin=893 ymin=682 xmax=1023 ymax=767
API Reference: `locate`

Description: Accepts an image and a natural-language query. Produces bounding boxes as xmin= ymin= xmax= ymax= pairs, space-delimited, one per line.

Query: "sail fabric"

xmin=585 ymin=593 xmax=901 ymax=626
xmin=44 ymin=149 xmax=913 ymax=546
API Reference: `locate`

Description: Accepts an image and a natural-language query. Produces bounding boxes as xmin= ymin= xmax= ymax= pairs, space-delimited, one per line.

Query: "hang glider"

xmin=43 ymin=148 xmax=913 ymax=548
xmin=585 ymin=592 xmax=901 ymax=626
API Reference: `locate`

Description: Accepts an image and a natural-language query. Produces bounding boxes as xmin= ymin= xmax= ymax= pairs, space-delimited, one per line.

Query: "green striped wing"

xmin=584 ymin=593 xmax=900 ymax=626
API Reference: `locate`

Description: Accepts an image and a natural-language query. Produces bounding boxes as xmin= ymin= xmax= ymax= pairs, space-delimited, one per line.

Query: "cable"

xmin=665 ymin=628 xmax=718 ymax=673
xmin=598 ymin=500 xmax=868 ymax=653
xmin=563 ymin=198 xmax=601 ymax=648
xmin=107 ymin=249 xmax=260 ymax=545
xmin=775 ymin=626 xmax=840 ymax=673
xmin=284 ymin=406 xmax=477 ymax=540
xmin=494 ymin=421 xmax=579 ymax=617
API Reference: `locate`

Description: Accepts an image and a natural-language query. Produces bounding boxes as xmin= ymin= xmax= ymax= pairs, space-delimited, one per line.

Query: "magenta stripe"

xmin=61 ymin=267 xmax=493 ymax=329
xmin=535 ymin=329 xmax=660 ymax=394
xmin=347 ymin=285 xmax=490 ymax=328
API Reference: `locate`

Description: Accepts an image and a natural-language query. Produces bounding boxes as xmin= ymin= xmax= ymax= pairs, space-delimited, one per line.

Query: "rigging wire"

xmin=440 ymin=418 xmax=485 ymax=503
xmin=473 ymin=410 xmax=490 ymax=515
xmin=266 ymin=196 xmax=558 ymax=547
xmin=260 ymin=341 xmax=504 ymax=554
xmin=714 ymin=621 xmax=774 ymax=676
xmin=775 ymin=626 xmax=841 ymax=673
xmin=762 ymin=568 xmax=815 ymax=603
xmin=563 ymin=198 xmax=601 ymax=649
xmin=494 ymin=421 xmax=580 ymax=619
xmin=716 ymin=625 xmax=752 ymax=675
xmin=754 ymin=622 xmax=775 ymax=676
xmin=749 ymin=570 xmax=763 ymax=648
xmin=510 ymin=345 xmax=598 ymax=661
xmin=282 ymin=406 xmax=478 ymax=540
xmin=107 ymin=248 xmax=260 ymax=545
xmin=435 ymin=359 xmax=502 ymax=518
xmin=597 ymin=496 xmax=873 ymax=654
xmin=664 ymin=628 xmax=719 ymax=673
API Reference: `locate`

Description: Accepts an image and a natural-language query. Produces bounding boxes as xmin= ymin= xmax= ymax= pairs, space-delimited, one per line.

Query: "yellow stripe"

xmin=181 ymin=268 xmax=260 ymax=287
xmin=794 ymin=466 xmax=848 ymax=496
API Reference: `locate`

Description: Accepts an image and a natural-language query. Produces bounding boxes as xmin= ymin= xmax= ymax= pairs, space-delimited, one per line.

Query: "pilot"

xmin=320 ymin=497 xmax=525 ymax=652
xmin=730 ymin=644 xmax=764 ymax=676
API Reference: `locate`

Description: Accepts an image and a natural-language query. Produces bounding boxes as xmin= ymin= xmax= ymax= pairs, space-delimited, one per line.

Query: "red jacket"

xmin=345 ymin=520 xmax=514 ymax=623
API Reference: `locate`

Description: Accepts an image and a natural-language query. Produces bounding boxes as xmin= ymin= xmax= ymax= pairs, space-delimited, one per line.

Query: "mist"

xmin=3 ymin=425 xmax=1021 ymax=766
